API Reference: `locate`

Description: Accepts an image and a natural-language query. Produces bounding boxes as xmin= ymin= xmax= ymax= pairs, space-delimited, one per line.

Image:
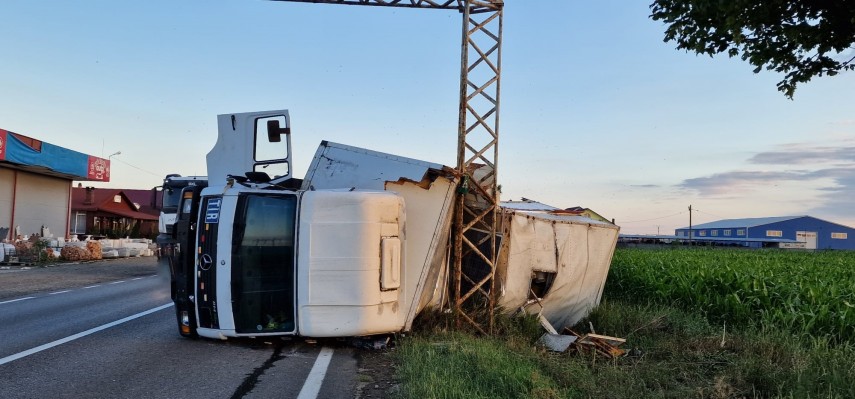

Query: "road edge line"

xmin=0 ymin=297 xmax=35 ymax=305
xmin=0 ymin=303 xmax=173 ymax=366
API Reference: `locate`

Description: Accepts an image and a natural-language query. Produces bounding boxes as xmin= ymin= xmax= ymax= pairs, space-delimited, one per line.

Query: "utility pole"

xmin=688 ymin=204 xmax=693 ymax=246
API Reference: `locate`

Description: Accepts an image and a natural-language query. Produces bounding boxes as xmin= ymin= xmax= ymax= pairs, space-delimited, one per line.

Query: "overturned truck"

xmin=167 ymin=109 xmax=618 ymax=340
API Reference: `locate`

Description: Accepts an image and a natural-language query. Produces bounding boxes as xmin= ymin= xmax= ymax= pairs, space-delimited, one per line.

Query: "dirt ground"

xmin=355 ymin=348 xmax=401 ymax=398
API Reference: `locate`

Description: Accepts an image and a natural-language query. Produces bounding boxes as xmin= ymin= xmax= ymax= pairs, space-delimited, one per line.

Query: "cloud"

xmin=682 ymin=140 xmax=855 ymax=196
xmin=809 ymin=168 xmax=855 ymax=219
xmin=678 ymin=166 xmax=855 ymax=221
xmin=678 ymin=170 xmax=813 ymax=195
xmin=670 ymin=140 xmax=855 ymax=224
xmin=748 ymin=145 xmax=855 ymax=165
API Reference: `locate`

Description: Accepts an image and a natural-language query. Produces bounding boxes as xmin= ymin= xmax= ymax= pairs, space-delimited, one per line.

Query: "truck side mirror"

xmin=267 ymin=120 xmax=291 ymax=143
xmin=151 ymin=186 xmax=163 ymax=210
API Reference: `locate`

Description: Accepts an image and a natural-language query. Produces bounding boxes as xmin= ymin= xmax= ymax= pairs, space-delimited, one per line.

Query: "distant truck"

xmin=154 ymin=174 xmax=206 ymax=267
xmin=168 ymin=109 xmax=618 ymax=340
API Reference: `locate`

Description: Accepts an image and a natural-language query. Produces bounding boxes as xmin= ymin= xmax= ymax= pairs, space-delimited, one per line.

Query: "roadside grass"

xmin=396 ymin=300 xmax=855 ymax=398
xmin=396 ymin=248 xmax=855 ymax=398
xmin=396 ymin=313 xmax=567 ymax=399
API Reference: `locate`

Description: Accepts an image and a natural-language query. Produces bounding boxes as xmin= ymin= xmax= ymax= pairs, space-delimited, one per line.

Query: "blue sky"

xmin=2 ymin=1 xmax=853 ymax=234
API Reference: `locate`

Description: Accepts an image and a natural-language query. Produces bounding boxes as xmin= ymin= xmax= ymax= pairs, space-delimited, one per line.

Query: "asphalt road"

xmin=0 ymin=258 xmax=361 ymax=399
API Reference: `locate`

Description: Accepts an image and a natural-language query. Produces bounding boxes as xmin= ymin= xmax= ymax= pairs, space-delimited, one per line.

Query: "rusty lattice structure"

xmin=272 ymin=0 xmax=504 ymax=333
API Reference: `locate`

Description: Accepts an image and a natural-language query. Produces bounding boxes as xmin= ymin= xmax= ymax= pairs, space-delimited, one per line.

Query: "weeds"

xmin=396 ymin=247 xmax=855 ymax=398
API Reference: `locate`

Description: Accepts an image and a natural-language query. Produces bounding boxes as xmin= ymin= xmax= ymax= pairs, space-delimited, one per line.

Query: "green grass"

xmin=398 ymin=301 xmax=855 ymax=398
xmin=397 ymin=332 xmax=565 ymax=399
xmin=395 ymin=248 xmax=855 ymax=398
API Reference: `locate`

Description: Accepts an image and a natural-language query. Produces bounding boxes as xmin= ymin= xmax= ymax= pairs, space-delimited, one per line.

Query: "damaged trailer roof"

xmin=301 ymin=141 xmax=453 ymax=191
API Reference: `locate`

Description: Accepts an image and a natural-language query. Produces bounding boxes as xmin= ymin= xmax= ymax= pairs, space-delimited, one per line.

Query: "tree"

xmin=650 ymin=0 xmax=855 ymax=98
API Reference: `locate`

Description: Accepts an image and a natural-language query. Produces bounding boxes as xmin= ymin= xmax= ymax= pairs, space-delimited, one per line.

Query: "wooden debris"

xmin=561 ymin=327 xmax=627 ymax=359
xmin=584 ymin=333 xmax=626 ymax=346
xmin=539 ymin=314 xmax=558 ymax=335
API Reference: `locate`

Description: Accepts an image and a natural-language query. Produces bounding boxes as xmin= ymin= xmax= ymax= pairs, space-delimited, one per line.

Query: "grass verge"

xmin=395 ymin=301 xmax=855 ymax=398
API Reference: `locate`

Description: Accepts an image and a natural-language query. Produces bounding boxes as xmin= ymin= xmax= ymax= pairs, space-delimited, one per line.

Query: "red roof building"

xmin=70 ymin=187 xmax=158 ymax=239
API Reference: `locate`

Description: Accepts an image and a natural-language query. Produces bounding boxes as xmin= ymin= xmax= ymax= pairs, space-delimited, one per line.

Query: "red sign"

xmin=0 ymin=130 xmax=7 ymax=161
xmin=87 ymin=155 xmax=110 ymax=182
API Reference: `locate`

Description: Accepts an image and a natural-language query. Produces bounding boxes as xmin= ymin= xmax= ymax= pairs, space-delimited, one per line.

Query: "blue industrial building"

xmin=674 ymin=216 xmax=855 ymax=250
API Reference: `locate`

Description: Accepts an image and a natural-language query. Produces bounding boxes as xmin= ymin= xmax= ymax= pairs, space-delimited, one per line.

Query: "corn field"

xmin=607 ymin=248 xmax=855 ymax=342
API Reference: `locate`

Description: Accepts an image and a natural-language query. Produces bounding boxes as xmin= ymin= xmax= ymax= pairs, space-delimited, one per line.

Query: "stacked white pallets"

xmin=0 ymin=243 xmax=16 ymax=262
xmin=110 ymin=239 xmax=153 ymax=257
xmin=99 ymin=239 xmax=114 ymax=258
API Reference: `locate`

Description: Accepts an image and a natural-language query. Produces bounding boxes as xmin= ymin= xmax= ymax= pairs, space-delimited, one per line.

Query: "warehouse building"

xmin=675 ymin=216 xmax=855 ymax=250
xmin=0 ymin=129 xmax=109 ymax=240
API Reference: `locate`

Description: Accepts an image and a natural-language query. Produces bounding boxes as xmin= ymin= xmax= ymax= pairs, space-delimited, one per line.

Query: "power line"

xmin=619 ymin=210 xmax=686 ymax=224
xmin=110 ymin=157 xmax=162 ymax=178
xmin=694 ymin=208 xmax=726 ymax=220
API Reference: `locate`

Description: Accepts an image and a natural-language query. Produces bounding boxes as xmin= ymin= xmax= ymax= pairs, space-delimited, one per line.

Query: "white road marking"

xmin=296 ymin=347 xmax=335 ymax=399
xmin=0 ymin=303 xmax=173 ymax=366
xmin=48 ymin=290 xmax=71 ymax=295
xmin=131 ymin=277 xmax=144 ymax=281
xmin=0 ymin=297 xmax=35 ymax=305
xmin=108 ymin=280 xmax=126 ymax=285
xmin=82 ymin=285 xmax=101 ymax=289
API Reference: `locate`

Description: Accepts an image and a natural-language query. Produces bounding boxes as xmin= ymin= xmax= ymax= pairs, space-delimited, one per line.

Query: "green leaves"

xmin=650 ymin=0 xmax=855 ymax=98
xmin=607 ymin=248 xmax=855 ymax=343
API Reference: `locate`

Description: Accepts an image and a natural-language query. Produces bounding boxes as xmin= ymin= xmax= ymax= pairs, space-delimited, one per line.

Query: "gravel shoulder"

xmin=0 ymin=256 xmax=163 ymax=301
xmin=355 ymin=349 xmax=400 ymax=398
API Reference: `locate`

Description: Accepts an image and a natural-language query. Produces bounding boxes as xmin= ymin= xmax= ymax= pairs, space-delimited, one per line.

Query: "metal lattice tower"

xmin=271 ymin=0 xmax=504 ymax=333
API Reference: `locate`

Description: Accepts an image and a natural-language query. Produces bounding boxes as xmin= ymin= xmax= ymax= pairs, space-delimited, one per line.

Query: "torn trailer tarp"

xmin=496 ymin=209 xmax=619 ymax=330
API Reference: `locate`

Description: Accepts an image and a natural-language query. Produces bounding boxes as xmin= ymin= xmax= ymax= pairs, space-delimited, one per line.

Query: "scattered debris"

xmin=576 ymin=334 xmax=627 ymax=358
xmin=562 ymin=327 xmax=627 ymax=359
xmin=627 ymin=347 xmax=644 ymax=357
xmin=538 ymin=333 xmax=578 ymax=352
xmin=539 ymin=314 xmax=558 ymax=335
xmin=350 ymin=336 xmax=392 ymax=351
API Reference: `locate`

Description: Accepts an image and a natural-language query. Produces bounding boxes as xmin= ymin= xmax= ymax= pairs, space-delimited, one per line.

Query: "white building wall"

xmin=0 ymin=168 xmax=13 ymax=238
xmin=9 ymin=170 xmax=70 ymax=238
